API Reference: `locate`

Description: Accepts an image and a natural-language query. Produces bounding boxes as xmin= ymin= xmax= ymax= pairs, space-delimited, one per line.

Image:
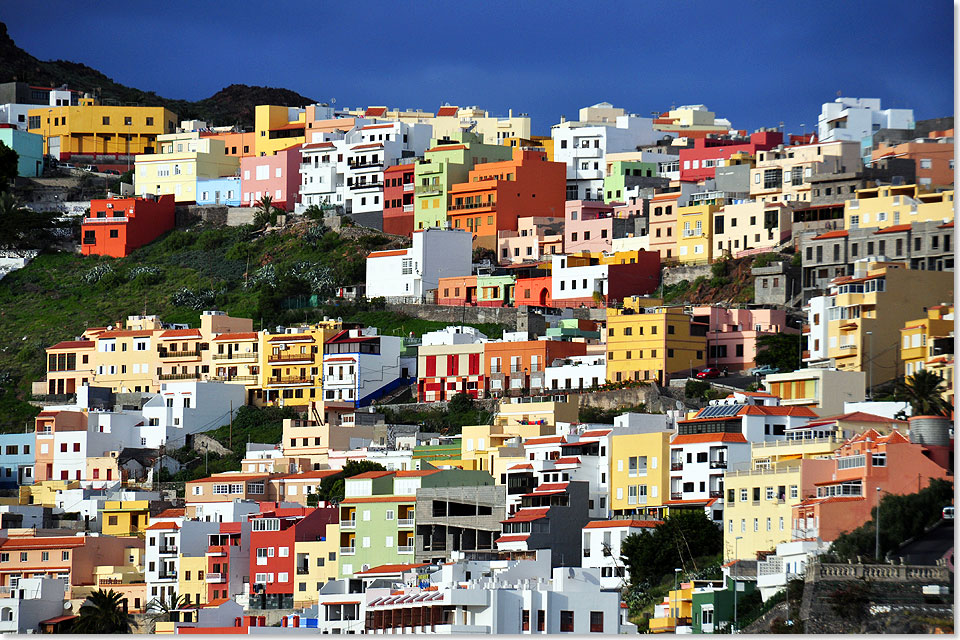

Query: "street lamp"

xmin=866 ymin=331 xmax=873 ymax=399
xmin=875 ymin=486 xmax=882 ymax=561
xmin=733 ymin=536 xmax=743 ymax=632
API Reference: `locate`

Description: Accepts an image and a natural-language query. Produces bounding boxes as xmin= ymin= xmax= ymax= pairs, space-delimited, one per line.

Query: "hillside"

xmin=0 ymin=218 xmax=509 ymax=431
xmin=0 ymin=22 xmax=315 ymax=128
xmin=661 ymin=253 xmax=795 ymax=305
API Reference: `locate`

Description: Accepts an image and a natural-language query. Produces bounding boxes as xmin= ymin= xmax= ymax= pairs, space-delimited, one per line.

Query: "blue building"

xmin=196 ymin=176 xmax=242 ymax=206
xmin=0 ymin=432 xmax=35 ymax=488
xmin=0 ymin=125 xmax=44 ymax=177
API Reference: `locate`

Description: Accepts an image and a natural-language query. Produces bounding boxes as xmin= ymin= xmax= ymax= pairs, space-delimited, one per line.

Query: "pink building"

xmin=497 ymin=216 xmax=564 ymax=264
xmin=564 ymin=200 xmax=626 ymax=254
xmin=792 ymin=429 xmax=950 ymax=544
xmin=240 ymin=145 xmax=302 ymax=211
xmin=691 ymin=306 xmax=798 ymax=372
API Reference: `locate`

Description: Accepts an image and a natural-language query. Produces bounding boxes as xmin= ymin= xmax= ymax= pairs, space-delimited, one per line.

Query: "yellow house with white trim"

xmin=134 ymin=132 xmax=239 ymax=203
xmin=844 ymin=184 xmax=954 ymax=231
xmin=675 ymin=202 xmax=719 ymax=264
xmin=609 ymin=429 xmax=671 ymax=518
xmin=293 ymin=521 xmax=340 ymax=607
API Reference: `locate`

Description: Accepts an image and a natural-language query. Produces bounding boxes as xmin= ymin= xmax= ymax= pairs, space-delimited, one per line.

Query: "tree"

xmin=897 ymin=369 xmax=952 ymax=417
xmin=72 ymin=589 xmax=138 ymax=634
xmin=317 ymin=460 xmax=387 ymax=503
xmin=0 ymin=140 xmax=17 ymax=192
xmin=754 ymin=333 xmax=801 ymax=373
xmin=620 ymin=510 xmax=722 ymax=589
xmin=253 ymin=194 xmax=279 ymax=228
xmin=0 ymin=192 xmax=63 ymax=252
xmin=147 ymin=589 xmax=186 ymax=623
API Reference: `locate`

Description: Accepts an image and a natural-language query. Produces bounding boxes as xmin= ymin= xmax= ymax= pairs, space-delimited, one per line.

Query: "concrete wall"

xmin=661 ymin=262 xmax=712 ymax=287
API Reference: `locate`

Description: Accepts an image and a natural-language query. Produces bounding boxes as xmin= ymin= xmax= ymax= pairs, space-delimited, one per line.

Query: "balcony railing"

xmin=84 ymin=216 xmax=129 ymax=224
xmin=583 ymin=549 xmax=590 ymax=557
xmin=397 ymin=545 xmax=414 ymax=554
xmin=159 ymin=349 xmax=201 ymax=359
xmin=709 ymin=490 xmax=723 ymax=499
xmin=159 ymin=545 xmax=178 ymax=554
xmin=348 ymin=181 xmax=380 ymax=191
xmin=414 ymin=184 xmax=442 ymax=195
xmin=205 ymin=573 xmax=226 ymax=583
xmin=402 ymin=204 xmax=414 ymax=212
xmin=403 ymin=182 xmax=414 ymax=192
xmin=158 ymin=572 xmax=178 ymax=580
xmin=397 ymin=518 xmax=415 ymax=527
xmin=670 ymin=492 xmax=683 ymax=500
xmin=449 ymin=201 xmax=495 ymax=212
xmin=340 ymin=547 xmax=355 ymax=555
xmin=212 ymin=352 xmax=258 ymax=361
xmin=210 ymin=375 xmax=258 ymax=383
xmin=296 ymin=567 xmax=310 ymax=575
xmin=268 ymin=376 xmax=313 ymax=385
xmin=158 ymin=373 xmax=199 ymax=381
xmin=709 ymin=460 xmax=727 ymax=469
xmin=348 ymin=161 xmax=384 ymax=170
xmin=98 ymin=577 xmax=125 ymax=586
xmin=671 ymin=462 xmax=683 ymax=471
xmin=268 ymin=352 xmax=314 ymax=363
xmin=340 ymin=520 xmax=356 ymax=529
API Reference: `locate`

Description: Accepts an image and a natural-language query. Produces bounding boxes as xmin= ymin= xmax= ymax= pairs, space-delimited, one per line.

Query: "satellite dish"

xmin=676 ymin=400 xmax=684 ymax=411
xmin=64 ymin=602 xmax=72 ymax=611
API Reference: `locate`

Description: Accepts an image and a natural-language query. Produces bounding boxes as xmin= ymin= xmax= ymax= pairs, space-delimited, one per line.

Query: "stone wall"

xmin=661 ymin=263 xmax=711 ymax=287
xmin=385 ymin=302 xmax=520 ymax=328
xmin=227 ymin=207 xmax=256 ymax=226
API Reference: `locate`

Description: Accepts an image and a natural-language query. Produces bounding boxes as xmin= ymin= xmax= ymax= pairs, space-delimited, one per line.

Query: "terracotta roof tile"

xmin=813 ymin=229 xmax=849 ymax=240
xmin=160 ymin=329 xmax=202 ymax=339
xmin=583 ymin=519 xmax=663 ymax=529
xmin=671 ymin=433 xmax=748 ymax=445
xmin=212 ymin=332 xmax=258 ymax=341
xmin=874 ymin=224 xmax=912 ymax=234
xmin=501 ymin=507 xmax=550 ymax=523
xmin=49 ymin=340 xmax=94 ymax=350
xmin=495 ymin=534 xmax=530 ymax=543
xmin=340 ymin=496 xmax=415 ymax=504
xmin=355 ymin=562 xmax=429 ymax=575
xmin=436 ymin=106 xmax=459 ymax=117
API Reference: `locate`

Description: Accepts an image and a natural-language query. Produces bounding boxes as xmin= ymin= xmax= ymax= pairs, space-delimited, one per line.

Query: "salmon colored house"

xmin=647 ymin=192 xmax=682 ymax=260
xmin=513 ymin=275 xmax=553 ymax=307
xmin=202 ymin=130 xmax=257 ymax=158
xmin=240 ymin=145 xmax=302 ymax=211
xmin=81 ymin=194 xmax=176 ymax=258
xmin=484 ymin=340 xmax=586 ymax=397
xmin=382 ymin=163 xmax=416 ymax=236
xmin=34 ymin=410 xmax=87 ymax=482
xmin=791 ymin=429 xmax=951 ymax=544
xmin=447 ymin=148 xmax=566 ymax=250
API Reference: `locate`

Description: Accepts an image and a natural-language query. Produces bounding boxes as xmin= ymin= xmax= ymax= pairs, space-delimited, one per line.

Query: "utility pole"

xmin=866 ymin=331 xmax=873 ymax=399
xmin=229 ymin=401 xmax=233 ymax=449
xmin=875 ymin=486 xmax=882 ymax=561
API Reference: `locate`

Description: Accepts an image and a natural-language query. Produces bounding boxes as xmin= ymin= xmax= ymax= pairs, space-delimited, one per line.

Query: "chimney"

xmin=509 ymin=109 xmax=513 ymax=118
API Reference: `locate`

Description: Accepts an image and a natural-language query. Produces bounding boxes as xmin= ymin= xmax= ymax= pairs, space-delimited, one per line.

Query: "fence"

xmin=806 ymin=561 xmax=950 ymax=583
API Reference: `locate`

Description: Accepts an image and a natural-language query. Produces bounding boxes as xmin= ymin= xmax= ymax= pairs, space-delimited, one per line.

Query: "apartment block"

xmin=134 ymin=132 xmax=239 ymax=203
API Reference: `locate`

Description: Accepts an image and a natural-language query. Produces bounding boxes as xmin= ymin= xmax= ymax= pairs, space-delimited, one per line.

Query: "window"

xmin=560 ymin=611 xmax=574 ymax=632
xmin=590 ymin=611 xmax=604 ymax=633
xmin=522 ymin=610 xmax=530 ymax=631
xmin=538 ymin=610 xmax=546 ymax=632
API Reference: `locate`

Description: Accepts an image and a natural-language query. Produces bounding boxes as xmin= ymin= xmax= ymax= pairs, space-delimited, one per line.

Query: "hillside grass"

xmin=0 ymin=221 xmax=504 ymax=430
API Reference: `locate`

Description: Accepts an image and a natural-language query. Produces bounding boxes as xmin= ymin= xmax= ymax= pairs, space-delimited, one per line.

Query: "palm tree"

xmin=898 ymin=369 xmax=952 ymax=417
xmin=147 ymin=589 xmax=186 ymax=623
xmin=72 ymin=588 xmax=138 ymax=634
xmin=254 ymin=194 xmax=278 ymax=228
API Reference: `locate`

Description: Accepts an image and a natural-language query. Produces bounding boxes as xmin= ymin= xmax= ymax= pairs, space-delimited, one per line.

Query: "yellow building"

xmin=100 ymin=500 xmax=151 ymax=537
xmin=19 ymin=480 xmax=79 ymax=506
xmin=255 ymin=105 xmax=306 ymax=157
xmin=749 ymin=140 xmax=862 ymax=204
xmin=461 ymin=423 xmax=554 ymax=473
xmin=178 ymin=556 xmax=209 ymax=607
xmin=293 ymin=521 xmax=340 ymax=608
xmin=503 ymin=135 xmax=554 ymax=161
xmin=844 ymin=184 xmax=954 ymax=231
xmin=606 ymin=299 xmax=706 ymax=385
xmin=28 ymin=97 xmax=175 ymax=160
xmin=675 ymin=202 xmax=719 ymax=264
xmin=722 ymin=436 xmax=840 ymax=560
xmin=429 ymin=106 xmax=531 ymax=145
xmin=817 ymin=262 xmax=953 ymax=384
xmin=900 ymin=304 xmax=954 ymax=404
xmin=713 ymin=200 xmax=792 ymax=258
xmin=609 ymin=429 xmax=671 ymax=518
xmin=649 ymin=582 xmax=694 ymax=633
xmin=256 ymin=319 xmax=342 ymax=409
xmin=134 ymin=132 xmax=239 ymax=202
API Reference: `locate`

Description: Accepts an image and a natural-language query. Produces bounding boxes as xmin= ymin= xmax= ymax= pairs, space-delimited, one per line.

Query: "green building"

xmin=337 ymin=467 xmax=494 ymax=577
xmin=476 ymin=274 xmax=517 ymax=306
xmin=413 ymin=131 xmax=513 ymax=230
xmin=690 ymin=575 xmax=758 ymax=634
xmin=603 ymin=160 xmax=659 ymax=202
xmin=545 ymin=318 xmax=601 ymax=341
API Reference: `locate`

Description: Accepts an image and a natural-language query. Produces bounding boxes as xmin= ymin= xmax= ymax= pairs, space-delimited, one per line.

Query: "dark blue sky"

xmin=2 ymin=1 xmax=953 ymax=136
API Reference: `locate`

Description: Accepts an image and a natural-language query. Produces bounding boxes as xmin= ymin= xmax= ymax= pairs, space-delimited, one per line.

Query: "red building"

xmin=248 ymin=505 xmax=337 ymax=610
xmin=81 ymin=194 xmax=175 ymax=258
xmin=382 ymin=163 xmax=415 ymax=236
xmin=205 ymin=521 xmax=248 ymax=605
xmin=678 ymin=130 xmax=782 ymax=182
xmin=513 ymin=276 xmax=553 ymax=307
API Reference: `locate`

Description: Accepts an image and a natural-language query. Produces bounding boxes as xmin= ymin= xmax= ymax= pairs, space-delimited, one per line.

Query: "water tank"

xmin=908 ymin=415 xmax=952 ymax=447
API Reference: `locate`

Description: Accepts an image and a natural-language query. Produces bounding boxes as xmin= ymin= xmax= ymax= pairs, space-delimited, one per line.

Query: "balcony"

xmin=340 ymin=547 xmax=355 ymax=555
xmin=348 ymin=181 xmax=380 ymax=191
xmin=296 ymin=567 xmax=310 ymax=575
xmin=206 ymin=546 xmax=228 ymax=557
xmin=159 ymin=350 xmax=201 ymax=359
xmin=268 ymin=352 xmax=314 ymax=363
xmin=403 ymin=182 xmax=414 ymax=192
xmin=211 ymin=375 xmax=258 ymax=383
xmin=205 ymin=573 xmax=226 ymax=584
xmin=397 ymin=518 xmax=415 ymax=528
xmin=670 ymin=492 xmax=683 ymax=500
xmin=98 ymin=577 xmax=125 ymax=586
xmin=709 ymin=460 xmax=727 ymax=469
xmin=212 ymin=352 xmax=258 ymax=361
xmin=397 ymin=545 xmax=414 ymax=554
xmin=709 ymin=490 xmax=723 ymax=499
xmin=449 ymin=201 xmax=495 ymax=212
xmin=348 ymin=161 xmax=383 ymax=170
xmin=268 ymin=376 xmax=313 ymax=385
xmin=158 ymin=373 xmax=199 ymax=381
xmin=402 ymin=204 xmax=414 ymax=212
xmin=159 ymin=545 xmax=178 ymax=554
xmin=158 ymin=572 xmax=178 ymax=580
xmin=84 ymin=216 xmax=129 ymax=224
xmin=671 ymin=462 xmax=683 ymax=471
xmin=414 ymin=184 xmax=442 ymax=195
xmin=340 ymin=519 xmax=356 ymax=529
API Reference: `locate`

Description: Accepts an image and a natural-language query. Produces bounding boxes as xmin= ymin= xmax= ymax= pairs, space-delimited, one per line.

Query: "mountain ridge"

xmin=0 ymin=21 xmax=316 ymax=128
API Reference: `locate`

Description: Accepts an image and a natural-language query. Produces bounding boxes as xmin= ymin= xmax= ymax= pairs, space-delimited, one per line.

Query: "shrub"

xmin=685 ymin=379 xmax=710 ymax=399
xmin=752 ymin=252 xmax=780 ymax=268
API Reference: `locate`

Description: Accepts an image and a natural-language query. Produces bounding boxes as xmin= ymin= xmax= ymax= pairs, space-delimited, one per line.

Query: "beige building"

xmin=763 ymin=368 xmax=865 ymax=417
xmin=844 ymin=184 xmax=954 ymax=231
xmin=293 ymin=521 xmax=340 ymax=607
xmin=750 ymin=140 xmax=862 ymax=204
xmin=713 ymin=201 xmax=793 ymax=258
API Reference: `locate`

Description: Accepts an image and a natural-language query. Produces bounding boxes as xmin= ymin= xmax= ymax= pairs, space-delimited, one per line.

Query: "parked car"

xmin=103 ymin=169 xmax=120 ymax=175
xmin=750 ymin=364 xmax=780 ymax=376
xmin=82 ymin=165 xmax=99 ymax=172
xmin=696 ymin=367 xmax=722 ymax=379
xmin=943 ymin=506 xmax=954 ymax=520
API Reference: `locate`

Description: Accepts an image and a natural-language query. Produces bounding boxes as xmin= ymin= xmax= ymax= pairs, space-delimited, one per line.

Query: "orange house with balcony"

xmin=791 ymin=429 xmax=951 ymax=544
xmin=484 ymin=340 xmax=586 ymax=397
xmin=81 ymin=194 xmax=175 ymax=258
xmin=447 ymin=149 xmax=566 ymax=250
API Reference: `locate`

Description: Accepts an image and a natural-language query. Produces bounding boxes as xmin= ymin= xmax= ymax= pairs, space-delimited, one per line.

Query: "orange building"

xmin=201 ymin=131 xmax=257 ymax=158
xmin=81 ymin=194 xmax=176 ymax=258
xmin=871 ymin=131 xmax=954 ymax=188
xmin=647 ymin=192 xmax=682 ymax=260
xmin=43 ymin=338 xmax=96 ymax=397
xmin=447 ymin=148 xmax=566 ymax=250
xmin=791 ymin=429 xmax=951 ymax=544
xmin=0 ymin=533 xmax=142 ymax=599
xmin=484 ymin=340 xmax=586 ymax=397
xmin=34 ymin=410 xmax=87 ymax=482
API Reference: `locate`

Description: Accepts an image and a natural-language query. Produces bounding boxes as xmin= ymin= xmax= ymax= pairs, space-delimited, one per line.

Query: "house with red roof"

xmin=581 ymin=519 xmax=662 ymax=588
xmin=668 ymin=431 xmax=751 ymax=525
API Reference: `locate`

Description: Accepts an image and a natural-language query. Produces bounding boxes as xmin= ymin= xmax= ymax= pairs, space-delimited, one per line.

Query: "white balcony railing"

xmin=340 ymin=520 xmax=356 ymax=529
xmin=397 ymin=545 xmax=415 ymax=554
xmin=205 ymin=573 xmax=226 ymax=583
xmin=397 ymin=518 xmax=415 ymax=527
xmin=340 ymin=547 xmax=355 ymax=555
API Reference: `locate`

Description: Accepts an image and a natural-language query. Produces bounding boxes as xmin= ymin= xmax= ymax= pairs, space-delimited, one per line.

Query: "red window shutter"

xmin=447 ymin=354 xmax=459 ymax=376
xmin=469 ymin=353 xmax=480 ymax=375
xmin=425 ymin=356 xmax=436 ymax=377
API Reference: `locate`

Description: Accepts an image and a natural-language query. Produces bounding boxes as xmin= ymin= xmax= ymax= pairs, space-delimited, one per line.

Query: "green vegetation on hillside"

xmin=377 ymin=392 xmax=492 ymax=436
xmin=0 ymin=221 xmax=504 ymax=430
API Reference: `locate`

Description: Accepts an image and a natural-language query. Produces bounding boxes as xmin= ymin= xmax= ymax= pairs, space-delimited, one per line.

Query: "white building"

xmin=139 ymin=381 xmax=245 ymax=449
xmin=668 ymin=432 xmax=751 ymax=524
xmin=549 ymin=254 xmax=608 ymax=304
xmin=421 ymin=325 xmax=488 ymax=346
xmin=0 ymin=578 xmax=67 ymax=634
xmin=322 ymin=328 xmax=410 ymax=408
xmin=144 ymin=516 xmax=221 ymax=605
xmin=581 ymin=519 xmax=660 ymax=590
xmin=818 ymin=97 xmax=914 ymax=143
xmin=365 ymin=228 xmax=472 ymax=301
xmin=545 ymin=355 xmax=606 ymax=392
xmin=756 ymin=540 xmax=829 ymax=601
xmin=552 ymin=105 xmax=658 ymax=201
xmin=308 ymin=550 xmax=632 ymax=634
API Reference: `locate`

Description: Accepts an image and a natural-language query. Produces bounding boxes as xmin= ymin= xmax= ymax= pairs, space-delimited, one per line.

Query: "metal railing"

xmin=296 ymin=567 xmax=310 ymax=575
xmin=670 ymin=462 xmax=683 ymax=471
xmin=709 ymin=460 xmax=727 ymax=469
xmin=205 ymin=573 xmax=225 ymax=583
xmin=670 ymin=492 xmax=683 ymax=500
xmin=159 ymin=350 xmax=201 ymax=358
xmin=268 ymin=352 xmax=315 ymax=363
xmin=403 ymin=182 xmax=414 ymax=192
xmin=268 ymin=376 xmax=313 ymax=385
xmin=84 ymin=216 xmax=129 ymax=224
xmin=397 ymin=518 xmax=415 ymax=527
xmin=212 ymin=352 xmax=258 ymax=361
xmin=402 ymin=204 xmax=414 ymax=212
xmin=348 ymin=161 xmax=383 ymax=170
xmin=414 ymin=184 xmax=442 ymax=195
xmin=159 ymin=545 xmax=178 ymax=554
xmin=340 ymin=520 xmax=356 ymax=529
xmin=340 ymin=547 xmax=355 ymax=555
xmin=158 ymin=373 xmax=199 ymax=381
xmin=449 ymin=201 xmax=494 ymax=211
xmin=211 ymin=375 xmax=258 ymax=382
xmin=397 ymin=545 xmax=414 ymax=554
xmin=348 ymin=182 xmax=380 ymax=191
